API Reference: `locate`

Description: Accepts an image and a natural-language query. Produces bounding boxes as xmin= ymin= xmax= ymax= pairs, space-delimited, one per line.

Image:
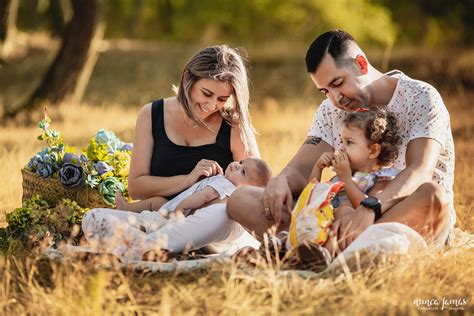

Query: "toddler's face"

xmin=225 ymin=158 xmax=260 ymax=186
xmin=340 ymin=125 xmax=373 ymax=171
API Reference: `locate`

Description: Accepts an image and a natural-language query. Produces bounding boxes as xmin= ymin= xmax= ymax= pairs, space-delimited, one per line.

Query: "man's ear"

xmin=369 ymin=143 xmax=381 ymax=160
xmin=355 ymin=54 xmax=368 ymax=74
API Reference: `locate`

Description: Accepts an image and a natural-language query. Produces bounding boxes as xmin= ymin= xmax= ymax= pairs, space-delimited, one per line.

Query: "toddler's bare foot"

xmin=115 ymin=191 xmax=129 ymax=210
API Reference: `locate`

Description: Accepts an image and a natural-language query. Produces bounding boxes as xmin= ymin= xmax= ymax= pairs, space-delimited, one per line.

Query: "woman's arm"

xmin=127 ymin=103 xmax=196 ymax=200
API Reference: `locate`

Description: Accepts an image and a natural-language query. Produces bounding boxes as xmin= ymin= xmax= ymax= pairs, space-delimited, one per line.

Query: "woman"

xmin=82 ymin=45 xmax=261 ymax=262
xmin=128 ymin=45 xmax=259 ymax=203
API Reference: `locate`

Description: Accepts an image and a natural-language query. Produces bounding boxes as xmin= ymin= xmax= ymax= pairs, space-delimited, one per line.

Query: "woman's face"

xmin=189 ymin=78 xmax=233 ymax=119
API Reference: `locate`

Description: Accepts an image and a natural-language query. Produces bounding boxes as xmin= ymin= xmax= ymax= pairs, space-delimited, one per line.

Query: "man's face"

xmin=310 ymin=53 xmax=369 ymax=112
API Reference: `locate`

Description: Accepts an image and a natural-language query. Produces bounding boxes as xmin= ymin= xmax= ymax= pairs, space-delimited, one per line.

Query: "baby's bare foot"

xmin=115 ymin=191 xmax=128 ymax=210
xmin=142 ymin=249 xmax=169 ymax=262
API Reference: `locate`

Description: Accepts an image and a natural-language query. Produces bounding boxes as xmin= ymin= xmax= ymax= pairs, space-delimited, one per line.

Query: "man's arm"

xmin=262 ymin=136 xmax=334 ymax=224
xmin=282 ymin=137 xmax=334 ymax=196
xmin=174 ymin=187 xmax=219 ymax=213
xmin=376 ymin=138 xmax=442 ymax=211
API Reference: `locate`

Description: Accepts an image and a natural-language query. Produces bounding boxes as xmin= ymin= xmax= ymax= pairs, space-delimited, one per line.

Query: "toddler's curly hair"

xmin=343 ymin=108 xmax=402 ymax=166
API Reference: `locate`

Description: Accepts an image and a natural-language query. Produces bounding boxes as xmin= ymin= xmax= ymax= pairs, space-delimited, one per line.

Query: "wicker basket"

xmin=21 ymin=169 xmax=110 ymax=209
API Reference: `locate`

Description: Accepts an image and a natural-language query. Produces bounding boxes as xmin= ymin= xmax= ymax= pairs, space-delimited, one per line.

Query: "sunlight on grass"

xmin=0 ymin=82 xmax=474 ymax=315
xmin=0 ymin=97 xmax=473 ymax=314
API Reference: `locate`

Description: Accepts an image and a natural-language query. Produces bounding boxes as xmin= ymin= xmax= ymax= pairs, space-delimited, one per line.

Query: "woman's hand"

xmin=187 ymin=159 xmax=224 ymax=185
xmin=316 ymin=152 xmax=334 ymax=170
xmin=332 ymin=150 xmax=352 ymax=181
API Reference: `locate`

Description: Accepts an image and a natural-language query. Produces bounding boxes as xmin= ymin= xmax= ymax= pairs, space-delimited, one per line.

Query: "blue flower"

xmin=37 ymin=162 xmax=54 ymax=178
xmin=79 ymin=154 xmax=89 ymax=163
xmin=62 ymin=152 xmax=80 ymax=165
xmin=58 ymin=163 xmax=84 ymax=188
xmin=26 ymin=148 xmax=59 ymax=178
xmin=93 ymin=161 xmax=113 ymax=175
xmin=121 ymin=143 xmax=133 ymax=151
xmin=95 ymin=129 xmax=124 ymax=153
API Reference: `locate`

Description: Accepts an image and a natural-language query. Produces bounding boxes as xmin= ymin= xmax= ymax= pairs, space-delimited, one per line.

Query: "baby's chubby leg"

xmin=115 ymin=191 xmax=167 ymax=212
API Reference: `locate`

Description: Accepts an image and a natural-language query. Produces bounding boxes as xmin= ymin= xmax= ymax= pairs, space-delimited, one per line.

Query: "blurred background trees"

xmin=9 ymin=0 xmax=473 ymax=48
xmin=1 ymin=0 xmax=473 ymax=122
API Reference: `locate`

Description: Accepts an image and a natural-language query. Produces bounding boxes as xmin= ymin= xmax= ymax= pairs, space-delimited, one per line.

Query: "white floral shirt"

xmin=308 ymin=71 xmax=456 ymax=227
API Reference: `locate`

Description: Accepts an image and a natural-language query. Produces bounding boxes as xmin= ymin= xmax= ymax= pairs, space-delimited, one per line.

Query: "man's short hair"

xmin=305 ymin=29 xmax=356 ymax=73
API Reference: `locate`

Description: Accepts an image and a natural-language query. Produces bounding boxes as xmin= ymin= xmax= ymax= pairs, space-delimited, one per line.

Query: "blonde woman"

xmin=82 ymin=46 xmax=262 ymax=262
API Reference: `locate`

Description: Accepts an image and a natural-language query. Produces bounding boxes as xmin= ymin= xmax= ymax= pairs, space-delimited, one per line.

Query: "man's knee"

xmin=227 ymin=186 xmax=260 ymax=221
xmin=417 ymin=183 xmax=450 ymax=207
xmin=416 ymin=182 xmax=451 ymax=220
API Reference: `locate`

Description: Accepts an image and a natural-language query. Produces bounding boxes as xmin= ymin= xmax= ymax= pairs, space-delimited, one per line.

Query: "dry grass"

xmin=1 ymin=37 xmax=473 ymax=313
xmin=0 ymin=98 xmax=473 ymax=314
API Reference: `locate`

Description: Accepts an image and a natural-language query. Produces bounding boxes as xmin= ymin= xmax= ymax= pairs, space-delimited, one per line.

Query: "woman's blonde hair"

xmin=177 ymin=45 xmax=257 ymax=154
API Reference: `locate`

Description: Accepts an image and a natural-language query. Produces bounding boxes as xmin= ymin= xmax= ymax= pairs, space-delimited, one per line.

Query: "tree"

xmin=4 ymin=0 xmax=103 ymax=122
xmin=0 ymin=0 xmax=19 ymax=60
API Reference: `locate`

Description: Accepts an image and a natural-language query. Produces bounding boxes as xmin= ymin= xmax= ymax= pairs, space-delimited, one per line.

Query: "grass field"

xmin=0 ymin=40 xmax=473 ymax=314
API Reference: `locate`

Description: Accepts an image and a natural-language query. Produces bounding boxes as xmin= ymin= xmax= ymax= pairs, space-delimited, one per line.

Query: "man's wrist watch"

xmin=360 ymin=196 xmax=382 ymax=222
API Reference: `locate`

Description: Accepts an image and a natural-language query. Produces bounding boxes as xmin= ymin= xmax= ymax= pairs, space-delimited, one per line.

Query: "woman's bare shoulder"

xmin=135 ymin=102 xmax=153 ymax=123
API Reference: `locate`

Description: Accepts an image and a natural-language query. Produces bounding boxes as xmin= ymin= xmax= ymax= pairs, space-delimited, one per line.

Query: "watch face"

xmin=363 ymin=196 xmax=381 ymax=208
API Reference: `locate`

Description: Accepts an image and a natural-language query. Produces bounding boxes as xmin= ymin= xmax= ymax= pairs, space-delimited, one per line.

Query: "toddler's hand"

xmin=332 ymin=150 xmax=352 ymax=181
xmin=316 ymin=152 xmax=334 ymax=170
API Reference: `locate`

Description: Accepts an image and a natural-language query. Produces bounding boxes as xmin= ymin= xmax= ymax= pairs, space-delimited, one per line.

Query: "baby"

xmin=288 ymin=108 xmax=402 ymax=264
xmin=116 ymin=157 xmax=272 ymax=232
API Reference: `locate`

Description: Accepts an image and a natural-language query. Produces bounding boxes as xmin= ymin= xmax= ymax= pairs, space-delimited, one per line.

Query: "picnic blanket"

xmin=43 ymin=223 xmax=474 ymax=277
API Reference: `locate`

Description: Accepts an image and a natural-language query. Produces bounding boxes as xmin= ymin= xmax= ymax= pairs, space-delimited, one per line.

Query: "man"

xmin=227 ymin=29 xmax=454 ymax=252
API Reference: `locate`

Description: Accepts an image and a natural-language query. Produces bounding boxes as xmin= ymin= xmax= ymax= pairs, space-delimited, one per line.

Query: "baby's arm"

xmin=340 ymin=178 xmax=367 ymax=208
xmin=308 ymin=152 xmax=334 ymax=182
xmin=174 ymin=186 xmax=220 ymax=213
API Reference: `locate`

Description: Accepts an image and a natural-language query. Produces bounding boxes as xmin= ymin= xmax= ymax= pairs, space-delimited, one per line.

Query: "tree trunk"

xmin=0 ymin=0 xmax=9 ymax=42
xmin=0 ymin=0 xmax=19 ymax=59
xmin=4 ymin=0 xmax=101 ymax=122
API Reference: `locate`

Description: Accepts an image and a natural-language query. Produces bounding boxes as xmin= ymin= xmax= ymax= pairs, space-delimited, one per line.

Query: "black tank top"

xmin=150 ymin=99 xmax=234 ymax=199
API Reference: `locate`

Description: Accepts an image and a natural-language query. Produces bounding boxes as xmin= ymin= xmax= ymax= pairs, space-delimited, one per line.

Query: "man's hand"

xmin=261 ymin=175 xmax=293 ymax=227
xmin=332 ymin=205 xmax=375 ymax=250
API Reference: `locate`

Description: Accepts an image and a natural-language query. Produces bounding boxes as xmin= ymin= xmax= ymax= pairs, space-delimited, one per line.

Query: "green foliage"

xmin=377 ymin=0 xmax=474 ymax=47
xmin=4 ymin=196 xmax=89 ymax=256
xmin=37 ymin=113 xmax=64 ymax=149
xmin=15 ymin=0 xmax=474 ymax=47
xmin=0 ymin=227 xmax=9 ymax=255
xmin=16 ymin=0 xmax=397 ymax=47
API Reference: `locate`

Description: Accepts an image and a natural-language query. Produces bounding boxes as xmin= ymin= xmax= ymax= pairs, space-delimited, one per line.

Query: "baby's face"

xmin=225 ymin=158 xmax=260 ymax=186
xmin=340 ymin=125 xmax=373 ymax=171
